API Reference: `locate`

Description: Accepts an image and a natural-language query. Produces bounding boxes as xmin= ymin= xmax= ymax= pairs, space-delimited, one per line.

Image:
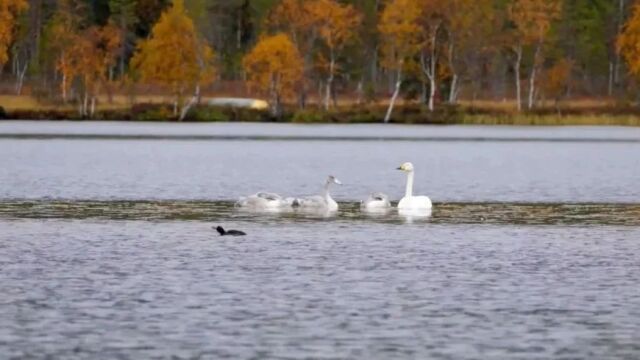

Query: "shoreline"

xmin=2 ymin=103 xmax=640 ymax=126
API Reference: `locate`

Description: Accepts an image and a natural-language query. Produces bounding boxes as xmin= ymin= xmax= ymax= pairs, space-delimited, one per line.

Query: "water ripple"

xmin=1 ymin=220 xmax=638 ymax=358
xmin=0 ymin=200 xmax=638 ymax=226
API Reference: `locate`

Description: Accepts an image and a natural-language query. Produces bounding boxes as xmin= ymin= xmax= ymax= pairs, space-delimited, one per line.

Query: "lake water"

xmin=1 ymin=122 xmax=639 ymax=202
xmin=1 ymin=121 xmax=639 ymax=359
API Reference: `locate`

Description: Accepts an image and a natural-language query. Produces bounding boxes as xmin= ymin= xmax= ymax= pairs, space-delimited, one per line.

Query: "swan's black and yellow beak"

xmin=396 ymin=166 xmax=402 ymax=170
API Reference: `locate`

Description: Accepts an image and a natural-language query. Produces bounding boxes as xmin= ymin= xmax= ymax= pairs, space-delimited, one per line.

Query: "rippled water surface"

xmin=2 ymin=218 xmax=640 ymax=359
xmin=1 ymin=122 xmax=639 ymax=202
xmin=1 ymin=122 xmax=639 ymax=358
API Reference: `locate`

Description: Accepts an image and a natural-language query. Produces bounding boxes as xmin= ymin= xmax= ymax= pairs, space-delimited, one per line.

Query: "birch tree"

xmin=131 ymin=0 xmax=216 ymax=119
xmin=266 ymin=0 xmax=319 ymax=108
xmin=507 ymin=0 xmax=561 ymax=110
xmin=617 ymin=2 xmax=640 ymax=77
xmin=418 ymin=0 xmax=445 ymax=111
xmin=243 ymin=33 xmax=303 ymax=117
xmin=308 ymin=0 xmax=362 ymax=110
xmin=0 ymin=0 xmax=28 ymax=71
xmin=108 ymin=0 xmax=138 ymax=78
xmin=378 ymin=0 xmax=422 ymax=123
xmin=443 ymin=0 xmax=494 ymax=104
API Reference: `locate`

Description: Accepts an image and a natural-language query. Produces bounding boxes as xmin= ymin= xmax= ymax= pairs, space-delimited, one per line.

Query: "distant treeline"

xmin=1 ymin=0 xmax=639 ymax=120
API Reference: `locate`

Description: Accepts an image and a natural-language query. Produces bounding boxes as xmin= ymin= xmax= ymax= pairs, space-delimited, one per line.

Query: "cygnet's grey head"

xmin=327 ymin=175 xmax=342 ymax=185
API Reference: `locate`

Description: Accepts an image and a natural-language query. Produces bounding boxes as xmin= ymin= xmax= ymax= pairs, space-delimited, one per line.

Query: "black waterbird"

xmin=215 ymin=226 xmax=246 ymax=236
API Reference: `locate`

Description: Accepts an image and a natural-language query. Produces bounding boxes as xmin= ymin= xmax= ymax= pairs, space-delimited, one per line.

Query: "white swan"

xmin=235 ymin=192 xmax=294 ymax=210
xmin=292 ymin=175 xmax=342 ymax=211
xmin=397 ymin=162 xmax=432 ymax=210
xmin=361 ymin=192 xmax=391 ymax=210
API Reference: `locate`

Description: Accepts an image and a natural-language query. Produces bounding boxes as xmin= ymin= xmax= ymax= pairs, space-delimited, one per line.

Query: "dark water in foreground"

xmin=1 ymin=202 xmax=640 ymax=359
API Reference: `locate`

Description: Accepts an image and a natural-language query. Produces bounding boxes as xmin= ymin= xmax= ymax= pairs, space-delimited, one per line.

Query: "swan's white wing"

xmin=398 ymin=195 xmax=432 ymax=209
xmin=256 ymin=192 xmax=282 ymax=201
xmin=236 ymin=192 xmax=290 ymax=209
xmin=293 ymin=195 xmax=327 ymax=208
xmin=413 ymin=196 xmax=432 ymax=208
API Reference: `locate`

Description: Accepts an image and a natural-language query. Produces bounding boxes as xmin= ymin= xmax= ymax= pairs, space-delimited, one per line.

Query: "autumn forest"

xmin=1 ymin=0 xmax=640 ymax=122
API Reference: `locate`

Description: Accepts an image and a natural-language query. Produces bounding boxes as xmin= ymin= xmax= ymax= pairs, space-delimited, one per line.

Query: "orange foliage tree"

xmin=308 ymin=0 xmax=362 ymax=110
xmin=618 ymin=2 xmax=640 ymax=78
xmin=47 ymin=1 xmax=120 ymax=115
xmin=243 ymin=33 xmax=303 ymax=117
xmin=70 ymin=24 xmax=121 ymax=117
xmin=0 ymin=0 xmax=28 ymax=71
xmin=418 ymin=0 xmax=446 ymax=111
xmin=266 ymin=0 xmax=319 ymax=108
xmin=443 ymin=0 xmax=495 ymax=104
xmin=507 ymin=0 xmax=562 ymax=111
xmin=131 ymin=0 xmax=216 ymax=119
xmin=378 ymin=0 xmax=423 ymax=122
xmin=47 ymin=0 xmax=84 ymax=103
xmin=542 ymin=58 xmax=573 ymax=108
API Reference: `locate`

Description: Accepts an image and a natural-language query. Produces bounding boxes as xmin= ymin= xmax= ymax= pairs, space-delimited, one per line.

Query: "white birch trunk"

xmin=15 ymin=62 xmax=28 ymax=95
xmin=420 ymin=26 xmax=439 ymax=112
xmin=61 ymin=72 xmax=67 ymax=104
xmin=514 ymin=45 xmax=523 ymax=112
xmin=384 ymin=69 xmax=402 ymax=123
xmin=420 ymin=49 xmax=437 ymax=112
xmin=90 ymin=97 xmax=96 ymax=118
xmin=428 ymin=75 xmax=436 ymax=111
xmin=449 ymin=74 xmax=458 ymax=104
xmin=447 ymin=42 xmax=458 ymax=104
xmin=179 ymin=85 xmax=200 ymax=121
xmin=324 ymin=51 xmax=335 ymax=111
xmin=528 ymin=42 xmax=542 ymax=110
xmin=527 ymin=66 xmax=537 ymax=110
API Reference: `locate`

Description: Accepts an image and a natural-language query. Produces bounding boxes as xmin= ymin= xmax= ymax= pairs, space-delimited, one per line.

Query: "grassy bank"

xmin=2 ymin=94 xmax=640 ymax=126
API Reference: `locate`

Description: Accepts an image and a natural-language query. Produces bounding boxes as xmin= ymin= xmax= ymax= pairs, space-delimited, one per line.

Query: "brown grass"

xmin=0 ymin=94 xmax=175 ymax=111
xmin=2 ymin=93 xmax=640 ymax=126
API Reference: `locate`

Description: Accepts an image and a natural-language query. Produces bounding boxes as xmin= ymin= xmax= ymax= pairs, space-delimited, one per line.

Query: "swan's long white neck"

xmin=405 ymin=171 xmax=414 ymax=198
xmin=323 ymin=181 xmax=332 ymax=202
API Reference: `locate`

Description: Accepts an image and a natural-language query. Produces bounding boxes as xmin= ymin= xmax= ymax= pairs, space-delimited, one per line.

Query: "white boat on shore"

xmin=206 ymin=98 xmax=268 ymax=110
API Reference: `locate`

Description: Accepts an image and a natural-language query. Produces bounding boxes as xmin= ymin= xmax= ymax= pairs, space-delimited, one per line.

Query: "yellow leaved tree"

xmin=308 ymin=0 xmax=362 ymax=110
xmin=542 ymin=58 xmax=573 ymax=109
xmin=378 ymin=0 xmax=423 ymax=123
xmin=417 ymin=0 xmax=446 ymax=111
xmin=243 ymin=33 xmax=303 ymax=117
xmin=266 ymin=0 xmax=318 ymax=108
xmin=507 ymin=0 xmax=562 ymax=111
xmin=618 ymin=3 xmax=640 ymax=78
xmin=47 ymin=0 xmax=85 ymax=103
xmin=131 ymin=0 xmax=215 ymax=120
xmin=443 ymin=0 xmax=495 ymax=104
xmin=0 ymin=0 xmax=28 ymax=70
xmin=47 ymin=2 xmax=120 ymax=116
xmin=71 ymin=24 xmax=121 ymax=117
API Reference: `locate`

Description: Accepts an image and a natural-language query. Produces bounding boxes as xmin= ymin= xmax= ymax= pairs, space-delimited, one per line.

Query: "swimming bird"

xmin=396 ymin=162 xmax=432 ymax=210
xmin=291 ymin=175 xmax=342 ymax=211
xmin=215 ymin=226 xmax=246 ymax=236
xmin=235 ymin=192 xmax=293 ymax=210
xmin=360 ymin=192 xmax=391 ymax=210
